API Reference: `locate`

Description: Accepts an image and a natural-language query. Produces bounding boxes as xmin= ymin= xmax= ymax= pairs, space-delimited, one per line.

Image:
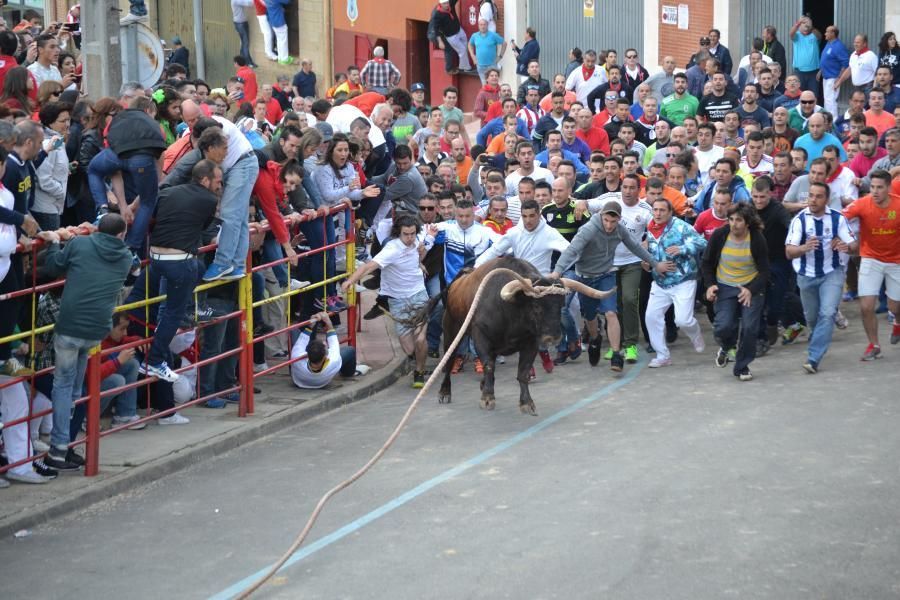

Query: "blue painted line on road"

xmin=211 ymin=360 xmax=646 ymax=600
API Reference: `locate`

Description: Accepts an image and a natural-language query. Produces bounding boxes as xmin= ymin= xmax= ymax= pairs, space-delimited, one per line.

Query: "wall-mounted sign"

xmin=584 ymin=0 xmax=595 ymax=19
xmin=347 ymin=0 xmax=358 ymax=27
xmin=662 ymin=5 xmax=677 ymax=25
xmin=678 ymin=4 xmax=689 ymax=30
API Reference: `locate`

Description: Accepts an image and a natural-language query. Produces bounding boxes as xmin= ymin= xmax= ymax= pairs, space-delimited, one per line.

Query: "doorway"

xmin=802 ymin=1 xmax=834 ymax=38
xmin=406 ymin=20 xmax=431 ymax=95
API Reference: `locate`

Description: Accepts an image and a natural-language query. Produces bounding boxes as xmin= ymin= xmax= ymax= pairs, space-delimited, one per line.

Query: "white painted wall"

xmin=500 ymin=0 xmax=528 ymax=88
xmin=644 ymin=0 xmax=661 ymax=72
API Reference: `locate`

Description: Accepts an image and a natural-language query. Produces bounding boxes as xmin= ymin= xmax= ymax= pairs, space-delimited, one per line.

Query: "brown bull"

xmin=438 ymin=256 xmax=611 ymax=415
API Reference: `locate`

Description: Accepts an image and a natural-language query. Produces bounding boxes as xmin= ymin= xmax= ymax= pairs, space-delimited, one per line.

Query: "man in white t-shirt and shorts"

xmin=343 ymin=213 xmax=433 ymax=387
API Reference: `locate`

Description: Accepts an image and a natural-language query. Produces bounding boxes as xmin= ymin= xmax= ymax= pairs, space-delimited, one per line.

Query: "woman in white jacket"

xmin=32 ymin=102 xmax=72 ymax=231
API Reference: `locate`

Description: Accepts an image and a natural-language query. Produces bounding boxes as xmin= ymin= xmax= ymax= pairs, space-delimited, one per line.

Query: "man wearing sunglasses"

xmin=787 ymin=90 xmax=821 ymax=134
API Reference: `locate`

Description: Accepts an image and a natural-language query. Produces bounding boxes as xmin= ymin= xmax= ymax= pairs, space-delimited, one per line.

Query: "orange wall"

xmin=332 ymin=0 xmax=434 ymax=39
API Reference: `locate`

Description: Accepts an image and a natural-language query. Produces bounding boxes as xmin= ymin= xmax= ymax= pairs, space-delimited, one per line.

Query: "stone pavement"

xmin=0 ymin=293 xmax=408 ymax=538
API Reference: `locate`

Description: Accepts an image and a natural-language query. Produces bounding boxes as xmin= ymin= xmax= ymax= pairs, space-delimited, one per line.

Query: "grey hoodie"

xmin=552 ymin=214 xmax=657 ymax=278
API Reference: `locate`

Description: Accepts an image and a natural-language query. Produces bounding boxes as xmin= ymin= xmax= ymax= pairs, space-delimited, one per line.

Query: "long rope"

xmin=235 ymin=267 xmax=532 ymax=598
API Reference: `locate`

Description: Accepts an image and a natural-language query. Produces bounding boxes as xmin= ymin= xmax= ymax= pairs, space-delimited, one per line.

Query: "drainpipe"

xmin=193 ymin=0 xmax=206 ymax=80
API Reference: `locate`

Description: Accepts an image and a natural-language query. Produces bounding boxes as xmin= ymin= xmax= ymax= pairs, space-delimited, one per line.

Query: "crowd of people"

xmin=1 ymin=4 xmax=899 ymax=487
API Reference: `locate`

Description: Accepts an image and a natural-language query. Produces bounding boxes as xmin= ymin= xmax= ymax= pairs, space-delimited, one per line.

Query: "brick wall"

xmin=657 ymin=0 xmax=714 ymax=69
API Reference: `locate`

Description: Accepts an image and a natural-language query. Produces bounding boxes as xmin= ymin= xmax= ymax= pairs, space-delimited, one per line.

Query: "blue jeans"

xmin=713 ymin=284 xmax=765 ymax=375
xmin=233 ymin=21 xmax=254 ymax=65
xmin=215 ymin=153 xmax=258 ymax=271
xmin=262 ymin=236 xmax=288 ymax=288
xmin=557 ymin=269 xmax=580 ymax=353
xmin=148 ymin=258 xmax=199 ymax=366
xmin=50 ymin=334 xmax=101 ymax=451
xmin=200 ymin=296 xmax=239 ymax=398
xmin=87 ymin=149 xmax=159 ymax=252
xmin=797 ymin=268 xmax=845 ymax=365
xmin=425 ymin=274 xmax=443 ymax=352
xmin=72 ymin=356 xmax=142 ymax=435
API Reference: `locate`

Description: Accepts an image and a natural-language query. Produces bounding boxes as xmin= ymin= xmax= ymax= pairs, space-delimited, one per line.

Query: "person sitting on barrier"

xmin=289 ymin=311 xmax=359 ymax=389
xmin=37 ymin=213 xmax=133 ymax=472
xmin=143 ymin=159 xmax=222 ymax=384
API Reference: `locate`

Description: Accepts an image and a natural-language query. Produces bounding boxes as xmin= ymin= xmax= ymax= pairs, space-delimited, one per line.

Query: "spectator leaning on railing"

xmin=37 ymin=213 xmax=133 ymax=472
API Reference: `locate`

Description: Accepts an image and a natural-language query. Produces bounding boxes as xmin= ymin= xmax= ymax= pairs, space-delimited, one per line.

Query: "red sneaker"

xmin=474 ymin=357 xmax=484 ymax=374
xmin=539 ymin=350 xmax=554 ymax=373
xmin=450 ymin=356 xmax=464 ymax=374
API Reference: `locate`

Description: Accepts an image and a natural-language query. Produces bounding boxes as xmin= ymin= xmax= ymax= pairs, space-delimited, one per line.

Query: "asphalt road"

xmin=2 ymin=314 xmax=899 ymax=600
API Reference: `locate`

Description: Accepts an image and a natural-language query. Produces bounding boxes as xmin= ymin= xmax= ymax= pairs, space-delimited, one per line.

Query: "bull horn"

xmin=560 ymin=277 xmax=616 ymax=299
xmin=500 ymin=279 xmax=526 ymax=301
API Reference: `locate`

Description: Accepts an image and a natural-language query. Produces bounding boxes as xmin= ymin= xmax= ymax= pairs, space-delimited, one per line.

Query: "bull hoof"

xmin=480 ymin=396 xmax=495 ymax=410
xmin=438 ymin=391 xmax=451 ymax=404
xmin=520 ymin=402 xmax=537 ymax=416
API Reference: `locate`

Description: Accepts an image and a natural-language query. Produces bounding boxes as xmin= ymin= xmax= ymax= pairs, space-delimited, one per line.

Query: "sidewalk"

xmin=0 ymin=296 xmax=408 ymax=538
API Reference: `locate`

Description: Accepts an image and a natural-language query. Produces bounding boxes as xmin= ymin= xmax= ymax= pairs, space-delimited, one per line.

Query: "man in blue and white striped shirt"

xmin=785 ymin=181 xmax=855 ymax=374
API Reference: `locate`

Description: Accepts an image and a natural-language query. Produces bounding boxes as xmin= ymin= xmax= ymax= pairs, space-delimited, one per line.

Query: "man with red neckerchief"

xmin=565 ymin=49 xmax=606 ymax=106
xmin=587 ymin=65 xmax=628 ymax=114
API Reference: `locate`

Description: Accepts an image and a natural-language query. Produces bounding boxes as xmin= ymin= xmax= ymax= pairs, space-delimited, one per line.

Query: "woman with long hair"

xmin=62 ymin=99 xmax=93 ymax=225
xmin=878 ymin=32 xmax=900 ymax=85
xmin=150 ymin=86 xmax=182 ymax=145
xmin=0 ymin=66 xmax=34 ymax=112
xmin=701 ymin=201 xmax=769 ymax=382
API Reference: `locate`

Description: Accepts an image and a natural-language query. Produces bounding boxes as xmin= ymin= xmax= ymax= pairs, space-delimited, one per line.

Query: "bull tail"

xmin=381 ymin=292 xmax=442 ymax=332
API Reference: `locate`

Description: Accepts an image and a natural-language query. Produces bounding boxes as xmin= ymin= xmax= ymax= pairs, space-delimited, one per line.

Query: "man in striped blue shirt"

xmin=785 ymin=181 xmax=855 ymax=373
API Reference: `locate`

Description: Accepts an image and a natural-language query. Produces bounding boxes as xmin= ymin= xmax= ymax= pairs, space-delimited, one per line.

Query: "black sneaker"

xmin=756 ymin=338 xmax=770 ymax=357
xmin=412 ymin=371 xmax=425 ymax=389
xmin=428 ymin=348 xmax=440 ymax=358
xmin=363 ymin=302 xmax=384 ymax=320
xmin=44 ymin=449 xmax=82 ymax=472
xmin=715 ymin=347 xmax=728 ymax=368
xmin=587 ymin=336 xmax=603 ymax=366
xmin=610 ymin=351 xmax=624 ymax=372
xmin=253 ymin=321 xmax=275 ymax=336
xmin=194 ymin=304 xmax=225 ymax=322
xmin=666 ymin=327 xmax=679 ymax=344
xmin=32 ymin=459 xmax=58 ymax=480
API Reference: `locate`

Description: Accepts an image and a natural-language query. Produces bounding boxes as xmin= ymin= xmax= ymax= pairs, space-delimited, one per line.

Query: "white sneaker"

xmin=290 ymin=279 xmax=311 ymax=291
xmin=144 ymin=362 xmax=180 ymax=383
xmin=6 ymin=470 xmax=51 ymax=484
xmin=158 ymin=413 xmax=190 ymax=425
xmin=648 ymin=357 xmax=672 ymax=368
xmin=31 ymin=438 xmax=50 ymax=453
xmin=691 ymin=334 xmax=706 ymax=353
xmin=0 ymin=477 xmax=9 ymax=488
xmin=253 ymin=362 xmax=270 ymax=373
xmin=111 ymin=415 xmax=147 ymax=430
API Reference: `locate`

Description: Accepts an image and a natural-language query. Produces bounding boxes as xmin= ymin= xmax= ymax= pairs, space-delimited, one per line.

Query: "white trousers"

xmin=1 ymin=381 xmax=32 ymax=476
xmin=273 ymin=24 xmax=289 ymax=61
xmin=823 ymin=78 xmax=839 ymax=117
xmin=646 ymin=279 xmax=702 ymax=361
xmin=445 ymin=30 xmax=472 ymax=71
xmin=256 ymin=14 xmax=276 ymax=59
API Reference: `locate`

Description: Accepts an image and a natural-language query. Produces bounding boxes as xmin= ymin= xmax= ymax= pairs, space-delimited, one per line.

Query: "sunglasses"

xmin=800 ymin=100 xmax=815 ymax=104
xmin=625 ymin=54 xmax=637 ymax=59
xmin=418 ymin=205 xmax=436 ymax=210
xmin=235 ymin=76 xmax=245 ymax=84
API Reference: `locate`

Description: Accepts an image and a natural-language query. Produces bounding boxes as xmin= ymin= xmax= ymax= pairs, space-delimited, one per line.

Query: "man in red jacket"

xmin=99 ymin=313 xmax=146 ymax=430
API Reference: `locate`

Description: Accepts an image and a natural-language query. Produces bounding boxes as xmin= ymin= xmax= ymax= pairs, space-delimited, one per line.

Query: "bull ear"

xmin=500 ymin=280 xmax=525 ymax=301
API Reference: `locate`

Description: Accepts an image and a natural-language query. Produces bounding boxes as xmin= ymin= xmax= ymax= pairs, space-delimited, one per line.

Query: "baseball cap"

xmin=410 ymin=82 xmax=426 ymax=92
xmin=172 ymin=36 xmax=182 ymax=45
xmin=315 ymin=122 xmax=334 ymax=142
xmin=601 ymin=201 xmax=622 ymax=217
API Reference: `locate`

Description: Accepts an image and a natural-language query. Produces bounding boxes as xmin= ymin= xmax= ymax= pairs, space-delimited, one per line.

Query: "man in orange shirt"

xmin=482 ymin=196 xmax=515 ymax=234
xmin=539 ymin=74 xmax=577 ymax=113
xmin=865 ymin=88 xmax=895 ymax=139
xmin=842 ymin=169 xmax=900 ymax=359
xmin=450 ymin=137 xmax=473 ymax=183
xmin=575 ymin=107 xmax=610 ymax=154
xmin=233 ymin=55 xmax=257 ymax=103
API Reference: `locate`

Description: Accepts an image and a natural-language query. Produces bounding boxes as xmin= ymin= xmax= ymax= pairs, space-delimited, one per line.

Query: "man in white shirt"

xmin=785 ymin=181 xmax=855 ymax=373
xmin=505 ymin=140 xmax=553 ymax=195
xmin=27 ymin=34 xmax=64 ymax=87
xmin=695 ymin=122 xmax=725 ymax=185
xmin=476 ymin=198 xmax=569 ymax=274
xmin=565 ymin=49 xmax=606 ymax=105
xmin=289 ymin=311 xmax=359 ymax=389
xmin=820 ymin=144 xmax=858 ymax=211
xmin=342 ymin=213 xmax=432 ymax=387
xmin=836 ymin=34 xmax=878 ymax=90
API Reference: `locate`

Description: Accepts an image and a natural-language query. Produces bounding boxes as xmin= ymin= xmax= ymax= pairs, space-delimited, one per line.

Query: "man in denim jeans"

xmin=202 ymin=115 xmax=258 ymax=281
xmin=143 ymin=160 xmax=221 ymax=384
xmin=37 ymin=214 xmax=133 ymax=472
xmin=786 ymin=182 xmax=855 ymax=374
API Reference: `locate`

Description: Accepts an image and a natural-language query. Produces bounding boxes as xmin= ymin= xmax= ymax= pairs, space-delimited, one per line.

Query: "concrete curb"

xmin=0 ymin=350 xmax=410 ymax=539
